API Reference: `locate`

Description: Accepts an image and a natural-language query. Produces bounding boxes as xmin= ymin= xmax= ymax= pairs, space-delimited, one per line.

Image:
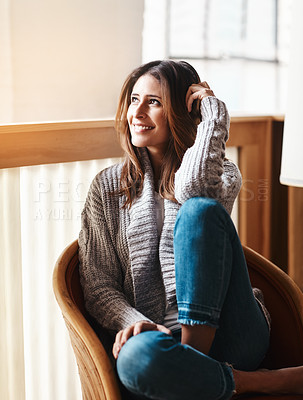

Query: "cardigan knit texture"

xmin=79 ymin=97 xmax=244 ymax=334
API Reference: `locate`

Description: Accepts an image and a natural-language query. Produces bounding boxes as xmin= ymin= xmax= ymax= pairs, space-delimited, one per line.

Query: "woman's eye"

xmin=149 ymin=99 xmax=161 ymax=105
xmin=131 ymin=96 xmax=139 ymax=103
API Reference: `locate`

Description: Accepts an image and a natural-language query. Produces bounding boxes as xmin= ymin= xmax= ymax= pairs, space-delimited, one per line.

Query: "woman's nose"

xmin=133 ymin=102 xmax=146 ymax=118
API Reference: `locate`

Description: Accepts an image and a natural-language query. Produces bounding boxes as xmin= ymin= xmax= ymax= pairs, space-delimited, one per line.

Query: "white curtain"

xmin=0 ymin=168 xmax=25 ymax=400
xmin=0 ymin=158 xmax=121 ymax=400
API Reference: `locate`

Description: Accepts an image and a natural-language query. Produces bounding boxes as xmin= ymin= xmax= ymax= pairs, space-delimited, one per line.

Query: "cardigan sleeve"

xmin=174 ymin=96 xmax=242 ymax=214
xmin=78 ymin=175 xmax=151 ymax=333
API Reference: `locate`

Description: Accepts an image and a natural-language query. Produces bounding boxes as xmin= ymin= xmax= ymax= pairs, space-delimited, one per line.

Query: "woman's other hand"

xmin=186 ymin=81 xmax=215 ymax=112
xmin=112 ymin=321 xmax=172 ymax=359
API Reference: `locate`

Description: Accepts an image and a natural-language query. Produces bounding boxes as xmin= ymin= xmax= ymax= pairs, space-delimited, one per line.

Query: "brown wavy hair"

xmin=115 ymin=60 xmax=202 ymax=208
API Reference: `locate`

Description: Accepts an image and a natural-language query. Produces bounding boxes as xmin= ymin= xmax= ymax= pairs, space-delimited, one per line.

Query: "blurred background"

xmin=0 ymin=0 xmax=292 ymax=124
xmin=0 ymin=1 xmax=295 ymax=399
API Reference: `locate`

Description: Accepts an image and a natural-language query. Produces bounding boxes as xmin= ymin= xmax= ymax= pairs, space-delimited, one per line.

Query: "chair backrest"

xmin=243 ymin=245 xmax=303 ymax=369
xmin=53 ymin=240 xmax=121 ymax=400
xmin=53 ymin=240 xmax=303 ymax=399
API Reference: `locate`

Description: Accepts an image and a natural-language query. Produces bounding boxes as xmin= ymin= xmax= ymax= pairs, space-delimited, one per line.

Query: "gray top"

xmin=79 ymin=97 xmax=243 ymax=333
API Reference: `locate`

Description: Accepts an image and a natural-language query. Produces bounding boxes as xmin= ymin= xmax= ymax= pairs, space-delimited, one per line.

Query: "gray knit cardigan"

xmin=79 ymin=97 xmax=243 ymax=333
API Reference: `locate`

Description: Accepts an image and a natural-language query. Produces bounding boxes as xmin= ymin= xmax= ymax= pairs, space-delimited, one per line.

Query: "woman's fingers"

xmin=133 ymin=321 xmax=148 ymax=336
xmin=112 ymin=321 xmax=172 ymax=359
xmin=186 ymin=82 xmax=215 ymax=112
xmin=156 ymin=324 xmax=172 ymax=335
xmin=185 ymin=82 xmax=209 ymax=104
xmin=133 ymin=321 xmax=172 ymax=336
xmin=113 ymin=329 xmax=124 ymax=359
xmin=120 ymin=325 xmax=135 ymax=345
xmin=112 ymin=321 xmax=152 ymax=359
xmin=113 ymin=326 xmax=134 ymax=358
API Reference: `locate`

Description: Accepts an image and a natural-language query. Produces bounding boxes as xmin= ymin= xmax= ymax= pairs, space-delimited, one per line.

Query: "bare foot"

xmin=233 ymin=365 xmax=303 ymax=395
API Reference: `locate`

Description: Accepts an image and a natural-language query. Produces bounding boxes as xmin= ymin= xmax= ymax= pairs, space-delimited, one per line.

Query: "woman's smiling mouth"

xmin=132 ymin=124 xmax=154 ymax=132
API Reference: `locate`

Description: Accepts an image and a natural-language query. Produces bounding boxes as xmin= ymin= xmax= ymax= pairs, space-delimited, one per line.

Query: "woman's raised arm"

xmin=175 ymin=92 xmax=242 ymax=214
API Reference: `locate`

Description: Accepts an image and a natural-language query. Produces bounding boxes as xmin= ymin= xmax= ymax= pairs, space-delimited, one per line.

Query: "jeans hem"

xmin=178 ymin=304 xmax=220 ymax=328
xmin=178 ymin=318 xmax=219 ymax=329
xmin=218 ymin=362 xmax=236 ymax=400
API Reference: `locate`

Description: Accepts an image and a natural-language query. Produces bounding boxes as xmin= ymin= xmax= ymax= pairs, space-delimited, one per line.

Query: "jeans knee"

xmin=116 ymin=334 xmax=145 ymax=382
xmin=175 ymin=197 xmax=225 ymax=232
xmin=117 ymin=331 xmax=175 ymax=389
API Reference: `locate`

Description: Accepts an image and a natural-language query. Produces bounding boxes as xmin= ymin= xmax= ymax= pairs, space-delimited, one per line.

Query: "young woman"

xmin=79 ymin=60 xmax=303 ymax=399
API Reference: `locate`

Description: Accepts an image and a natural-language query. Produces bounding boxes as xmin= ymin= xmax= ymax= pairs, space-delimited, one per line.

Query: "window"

xmin=168 ymin=0 xmax=280 ymax=61
xmin=143 ymin=0 xmax=293 ymax=114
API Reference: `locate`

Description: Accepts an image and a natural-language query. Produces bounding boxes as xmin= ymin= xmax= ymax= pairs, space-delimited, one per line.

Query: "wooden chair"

xmin=53 ymin=240 xmax=122 ymax=400
xmin=53 ymin=240 xmax=303 ymax=400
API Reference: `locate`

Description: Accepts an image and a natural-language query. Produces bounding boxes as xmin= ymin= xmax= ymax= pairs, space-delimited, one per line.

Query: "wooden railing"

xmin=2 ymin=116 xmax=302 ymax=287
xmin=0 ymin=120 xmax=120 ymax=168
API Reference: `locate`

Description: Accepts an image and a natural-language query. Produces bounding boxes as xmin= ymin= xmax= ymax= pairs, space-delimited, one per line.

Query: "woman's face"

xmin=127 ymin=74 xmax=170 ymax=158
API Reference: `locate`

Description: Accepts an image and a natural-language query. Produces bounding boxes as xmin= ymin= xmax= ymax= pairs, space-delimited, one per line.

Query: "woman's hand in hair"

xmin=186 ymin=81 xmax=215 ymax=112
xmin=112 ymin=321 xmax=172 ymax=359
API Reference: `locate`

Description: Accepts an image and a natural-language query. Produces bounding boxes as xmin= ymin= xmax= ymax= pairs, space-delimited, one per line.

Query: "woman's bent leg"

xmin=116 ymin=331 xmax=235 ymax=400
xmin=174 ymin=197 xmax=270 ymax=371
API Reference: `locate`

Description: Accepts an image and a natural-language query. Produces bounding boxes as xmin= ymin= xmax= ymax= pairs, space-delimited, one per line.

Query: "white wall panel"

xmin=20 ymin=158 xmax=121 ymax=400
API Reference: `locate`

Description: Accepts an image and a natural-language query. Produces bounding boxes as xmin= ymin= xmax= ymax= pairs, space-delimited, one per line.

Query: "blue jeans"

xmin=117 ymin=198 xmax=270 ymax=400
